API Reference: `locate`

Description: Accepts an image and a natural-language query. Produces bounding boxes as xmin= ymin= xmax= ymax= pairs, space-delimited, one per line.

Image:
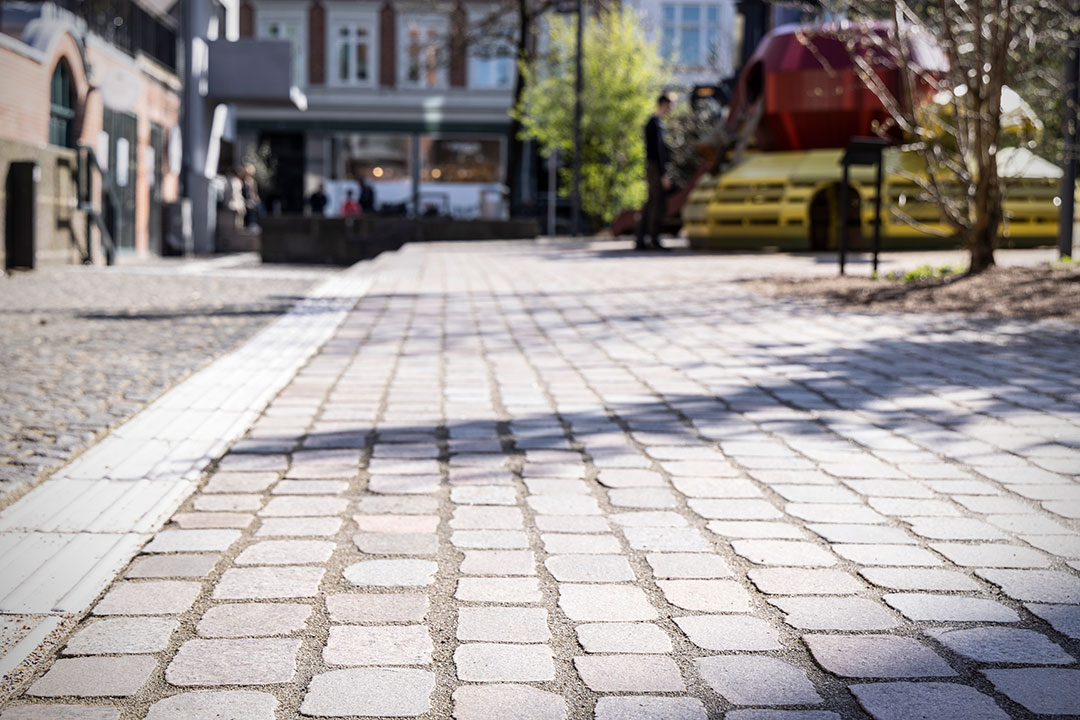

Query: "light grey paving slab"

xmin=236 ymin=540 xmax=336 ymax=565
xmin=769 ymin=597 xmax=899 ymax=630
xmin=214 ymin=567 xmax=325 ymax=598
xmin=982 ymin=668 xmax=1080 ymax=716
xmin=748 ymin=568 xmax=866 ymax=595
xmin=452 ymin=684 xmax=567 ymax=720
xmin=930 ymin=543 xmax=1052 ymax=568
xmin=166 ymin=638 xmax=300 ymax=685
xmin=541 ymin=533 xmax=622 ymax=554
xmin=258 ymin=496 xmax=349 ymax=517
xmin=203 ymin=473 xmax=279 ymax=494
xmin=125 ymin=553 xmax=221 ymax=578
xmin=725 ymin=712 xmax=840 ymax=720
xmin=657 ymin=580 xmax=751 ymax=612
xmin=354 ymin=532 xmax=438 ymax=556
xmin=929 ymin=626 xmax=1074 ymax=664
xmin=610 ymin=511 xmax=688 ymax=527
xmin=850 ymin=682 xmax=1008 ymax=720
xmin=687 ymin=499 xmax=783 ymax=520
xmin=455 ymin=643 xmax=555 ymax=681
xmin=594 ymin=697 xmax=706 ymax=720
xmin=526 ymin=495 xmax=601 ymax=515
xmin=987 ymin=513 xmax=1072 ymax=535
xmin=93 ymin=581 xmax=201 ymax=615
xmin=523 ymin=478 xmax=590 ymax=494
xmin=832 ymin=544 xmax=942 ymax=566
xmin=451 ymin=506 xmax=525 ymax=529
xmin=646 ymin=553 xmax=732 ymax=578
xmin=193 ymin=494 xmax=263 ymax=512
xmin=0 ymin=706 xmax=120 ymax=720
xmin=907 ymin=518 xmax=1008 ymax=540
xmin=197 ymin=603 xmax=311 ymax=637
xmin=354 ymin=514 xmax=441 ymax=533
xmin=804 ymin=634 xmax=956 ymax=678
xmin=696 ymin=656 xmax=822 ymax=705
xmin=575 ymin=623 xmax=672 ymax=653
xmin=573 ymin=655 xmax=684 ymax=692
xmin=806 ymin=524 xmax=916 ymax=544
xmin=323 ymin=625 xmax=432 ymax=665
xmin=671 ymin=477 xmax=762 ymax=498
xmin=675 ymin=615 xmax=781 ymax=651
xmin=326 ymin=593 xmax=428 ymax=623
xmin=868 ymin=498 xmax=961 ymax=517
xmin=27 ymin=656 xmax=157 ymax=697
xmin=143 ymin=529 xmax=242 ymax=553
xmin=622 ymin=527 xmax=712 ymax=552
xmin=272 ymin=480 xmax=349 ymax=495
xmin=596 ymin=469 xmax=666 ymax=488
xmin=975 ymin=568 xmax=1080 ymax=603
xmin=544 ymin=554 xmax=634 ymax=582
xmin=456 ymin=577 xmax=542 ymax=603
xmin=882 ymin=594 xmax=1020 ymax=622
xmin=533 ymin=515 xmax=611 ymax=533
xmin=457 ymin=607 xmax=550 ymax=642
xmin=301 ymin=668 xmax=434 ymax=717
xmin=356 ymin=496 xmax=440 ymax=515
xmin=64 ymin=617 xmax=178 ymax=654
xmin=451 ymin=486 xmax=518 ymax=505
xmin=144 ymin=690 xmax=278 ymax=719
xmin=732 ymin=540 xmax=837 ymax=567
xmin=344 ymin=559 xmax=437 ymax=587
xmin=452 ymin=530 xmax=530 ymax=550
xmin=607 ymin=488 xmax=678 ymax=509
xmin=558 ymin=584 xmax=658 ymax=621
xmin=256 ymin=517 xmax=343 ymax=537
xmin=1026 ymin=602 xmax=1080 ymax=638
xmin=173 ymin=512 xmax=254 ymax=529
xmin=460 ymin=550 xmax=536 ymax=576
xmin=707 ymin=521 xmax=805 ymax=539
xmin=859 ymin=568 xmax=981 ymax=591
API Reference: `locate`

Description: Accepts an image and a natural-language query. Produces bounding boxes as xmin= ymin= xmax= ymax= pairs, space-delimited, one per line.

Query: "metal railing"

xmin=76 ymin=143 xmax=119 ymax=265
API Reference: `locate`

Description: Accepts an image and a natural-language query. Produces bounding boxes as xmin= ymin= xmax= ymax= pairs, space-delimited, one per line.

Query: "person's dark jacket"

xmin=309 ymin=191 xmax=328 ymax=215
xmin=645 ymin=115 xmax=669 ymax=175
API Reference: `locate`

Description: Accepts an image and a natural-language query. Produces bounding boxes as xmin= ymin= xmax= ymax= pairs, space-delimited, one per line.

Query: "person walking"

xmin=308 ymin=184 xmax=329 ymax=215
xmin=636 ymin=94 xmax=673 ymax=251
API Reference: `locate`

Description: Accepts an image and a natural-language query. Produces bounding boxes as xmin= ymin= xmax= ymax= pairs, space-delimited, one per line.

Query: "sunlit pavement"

xmin=0 ymin=240 xmax=1077 ymax=719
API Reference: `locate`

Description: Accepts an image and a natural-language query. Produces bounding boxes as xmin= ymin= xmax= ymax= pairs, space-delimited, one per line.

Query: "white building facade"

xmin=625 ymin=0 xmax=740 ymax=88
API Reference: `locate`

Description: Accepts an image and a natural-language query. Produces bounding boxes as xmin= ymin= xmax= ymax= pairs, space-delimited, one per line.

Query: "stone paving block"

xmin=842 ymin=480 xmax=936 ymax=498
xmin=326 ymin=593 xmax=428 ymax=623
xmin=193 ymin=494 xmax=263 ymax=512
xmin=258 ymin=496 xmax=348 ymax=517
xmin=987 ymin=513 xmax=1071 ymax=534
xmin=272 ymin=480 xmax=349 ymax=495
xmin=236 ymin=539 xmax=336 ymax=565
xmin=558 ymin=584 xmax=658 ymax=621
xmin=975 ymin=568 xmax=1080 ymax=603
xmin=27 ymin=656 xmax=157 ymax=697
xmin=707 ymin=521 xmax=805 ymax=539
xmin=646 ymin=552 xmax=732 ymax=578
xmin=696 ymin=656 xmax=822 ymax=706
xmin=356 ymin=496 xmax=440 ymax=515
xmin=982 ymin=668 xmax=1080 ymax=715
xmin=785 ymin=504 xmax=886 ymax=524
xmin=596 ymin=469 xmax=666 ymax=488
xmin=301 ymin=668 xmax=434 ymax=717
xmin=541 ymin=533 xmax=622 ymax=554
xmin=725 ymin=712 xmax=840 ymax=720
xmin=290 ymin=450 xmax=363 ymax=477
xmin=457 ymin=607 xmax=550 ymax=642
xmin=544 ymin=554 xmax=634 ymax=582
xmin=94 ymin=581 xmax=201 ymax=615
xmin=218 ymin=454 xmax=288 ymax=472
xmin=324 ymin=625 xmax=432 ymax=665
xmin=804 ymin=634 xmax=955 ymax=678
xmin=203 ymin=472 xmax=279 ymax=494
xmin=573 ymin=655 xmax=684 ymax=692
xmin=452 ymin=530 xmax=530 ymax=549
xmin=608 ymin=488 xmax=677 ymax=509
xmin=769 ymin=597 xmax=899 ymax=630
xmin=64 ymin=617 xmax=178 ymax=655
xmin=354 ymin=532 xmax=438 ymax=555
xmin=929 ymin=626 xmax=1074 ymax=664
xmin=594 ymin=697 xmax=705 ymax=720
xmin=906 ymin=518 xmax=1008 ymax=540
xmin=455 ymin=577 xmax=541 ymax=603
xmin=832 ymin=544 xmax=943 ymax=566
xmin=672 ymin=477 xmax=763 ymax=498
xmin=523 ymin=478 xmax=590 ymax=494
xmin=144 ymin=690 xmax=278 ymax=719
xmin=451 ymin=486 xmax=518 ymax=505
xmin=533 ymin=515 xmax=610 ymax=533
xmin=622 ymin=527 xmax=712 ymax=552
xmin=451 ymin=506 xmax=525 ymax=529
xmin=173 ymin=512 xmax=254 ymax=529
xmin=256 ymin=517 xmax=343 ymax=537
xmin=770 ymin=485 xmax=860 ymax=503
xmin=452 ymin=684 xmax=567 ymax=720
xmin=930 ymin=542 xmax=1051 ymax=568
xmin=125 ymin=553 xmax=221 ymax=578
xmin=660 ymin=460 xmax=739 ymax=477
xmin=882 ymin=593 xmax=1019 ymax=622
xmin=687 ymin=499 xmax=782 ymax=520
xmin=609 ymin=511 xmax=687 ymax=527
xmin=657 ymin=580 xmax=750 ymax=612
xmin=675 ymin=615 xmax=780 ymax=651
xmin=455 ymin=643 xmax=555 ymax=681
xmin=166 ymin=638 xmax=300 ymax=685
xmin=344 ymin=559 xmax=437 ymax=587
xmin=460 ymin=550 xmax=536 ymax=575
xmin=748 ymin=568 xmax=865 ymax=595
xmin=0 ymin=706 xmax=120 ymax=720
xmin=850 ymin=682 xmax=1008 ymax=720
xmin=354 ymin=514 xmax=440 ymax=533
xmin=214 ymin=566 xmax=325 ymax=598
xmin=858 ymin=568 xmax=980 ymax=592
xmin=1026 ymin=603 xmax=1080 ymax=638
xmin=805 ymin=524 xmax=916 ymax=544
xmin=867 ymin=498 xmax=961 ymax=516
xmin=575 ymin=622 xmax=672 ymax=653
xmin=367 ymin=475 xmax=441 ymax=494
xmin=197 ymin=603 xmax=311 ymax=637
xmin=144 ymin=529 xmax=242 ymax=553
xmin=732 ymin=540 xmax=837 ymax=566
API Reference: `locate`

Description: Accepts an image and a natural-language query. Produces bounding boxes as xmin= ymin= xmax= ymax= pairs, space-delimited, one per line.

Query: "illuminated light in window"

xmin=373 ymin=166 xmax=384 ymax=178
xmin=431 ymin=168 xmax=442 ymax=179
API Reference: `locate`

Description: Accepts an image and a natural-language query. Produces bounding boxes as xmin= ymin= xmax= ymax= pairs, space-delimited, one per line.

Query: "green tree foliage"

xmin=513 ymin=7 xmax=666 ymax=223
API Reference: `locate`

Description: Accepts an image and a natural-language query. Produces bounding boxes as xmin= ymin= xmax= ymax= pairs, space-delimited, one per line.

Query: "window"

xmin=331 ymin=16 xmax=377 ymax=86
xmin=661 ymin=3 xmax=724 ymax=68
xmin=49 ymin=60 xmax=76 ymax=148
xmin=259 ymin=14 xmax=305 ymax=87
xmin=469 ymin=52 xmax=513 ymax=89
xmin=400 ymin=17 xmax=446 ymax=87
xmin=421 ymin=137 xmax=503 ymax=183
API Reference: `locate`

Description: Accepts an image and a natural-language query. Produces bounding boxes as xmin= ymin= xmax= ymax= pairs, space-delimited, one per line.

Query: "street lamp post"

xmin=1059 ymin=13 xmax=1080 ymax=259
xmin=571 ymin=0 xmax=583 ymax=237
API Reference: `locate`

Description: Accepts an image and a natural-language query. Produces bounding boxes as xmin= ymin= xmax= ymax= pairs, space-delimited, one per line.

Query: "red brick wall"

xmin=308 ymin=2 xmax=325 ymax=85
xmin=380 ymin=3 xmax=395 ymax=88
xmin=240 ymin=1 xmax=255 ymax=38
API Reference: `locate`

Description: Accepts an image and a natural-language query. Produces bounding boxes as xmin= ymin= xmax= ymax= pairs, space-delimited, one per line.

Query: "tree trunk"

xmin=968 ymin=172 xmax=1001 ymax=274
xmin=505 ymin=0 xmax=530 ymax=215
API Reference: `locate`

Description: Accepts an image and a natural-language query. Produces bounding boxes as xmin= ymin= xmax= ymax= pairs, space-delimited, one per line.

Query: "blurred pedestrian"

xmin=309 ymin=184 xmax=328 ymax=215
xmin=242 ymin=163 xmax=261 ymax=228
xmin=225 ymin=167 xmax=245 ymax=228
xmin=636 ymin=94 xmax=673 ymax=251
xmin=359 ymin=178 xmax=375 ymax=213
xmin=342 ymin=189 xmax=362 ymax=218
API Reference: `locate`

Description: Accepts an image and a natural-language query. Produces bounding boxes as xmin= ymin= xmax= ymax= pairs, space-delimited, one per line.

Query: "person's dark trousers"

xmin=636 ymin=161 xmax=666 ymax=249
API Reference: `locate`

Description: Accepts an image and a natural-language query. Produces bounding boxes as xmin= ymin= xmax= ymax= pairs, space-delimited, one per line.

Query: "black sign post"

xmin=839 ymin=137 xmax=889 ymax=276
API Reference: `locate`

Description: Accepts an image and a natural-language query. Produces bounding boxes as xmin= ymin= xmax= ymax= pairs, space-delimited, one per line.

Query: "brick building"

xmin=0 ymin=0 xmax=181 ymax=269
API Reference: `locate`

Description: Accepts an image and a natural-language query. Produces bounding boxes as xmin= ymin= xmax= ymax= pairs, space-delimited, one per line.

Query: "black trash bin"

xmin=5 ymin=161 xmax=38 ymax=270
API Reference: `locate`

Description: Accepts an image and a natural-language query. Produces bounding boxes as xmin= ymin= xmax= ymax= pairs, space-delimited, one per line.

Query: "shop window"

xmin=49 ymin=60 xmax=76 ymax=148
xmin=421 ymin=137 xmax=502 ymax=183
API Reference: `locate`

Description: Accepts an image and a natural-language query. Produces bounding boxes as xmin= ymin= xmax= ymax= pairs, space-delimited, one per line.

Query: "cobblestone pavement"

xmin=3 ymin=241 xmax=1079 ymax=719
xmin=0 ymin=259 xmax=330 ymax=502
